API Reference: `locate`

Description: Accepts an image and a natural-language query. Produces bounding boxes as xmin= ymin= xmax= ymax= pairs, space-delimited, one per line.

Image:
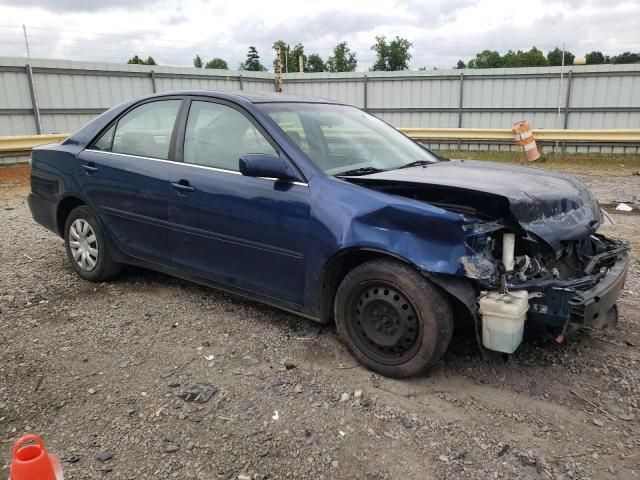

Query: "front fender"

xmin=310 ymin=175 xmax=475 ymax=275
xmin=343 ymin=203 xmax=470 ymax=274
xmin=303 ymin=176 xmax=483 ymax=316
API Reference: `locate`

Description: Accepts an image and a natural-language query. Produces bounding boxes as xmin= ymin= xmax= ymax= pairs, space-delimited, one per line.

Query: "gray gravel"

xmin=1 ymin=172 xmax=639 ymax=479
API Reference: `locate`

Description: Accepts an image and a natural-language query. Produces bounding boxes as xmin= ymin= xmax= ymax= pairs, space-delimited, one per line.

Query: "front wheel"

xmin=334 ymin=259 xmax=453 ymax=378
xmin=64 ymin=205 xmax=122 ymax=282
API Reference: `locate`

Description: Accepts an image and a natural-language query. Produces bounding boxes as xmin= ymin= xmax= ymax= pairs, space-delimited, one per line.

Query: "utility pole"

xmin=275 ymin=48 xmax=283 ymax=92
xmin=555 ymin=43 xmax=566 ymax=152
xmin=556 ymin=43 xmax=566 ymax=127
xmin=285 ymin=44 xmax=289 ymax=73
xmin=298 ymin=54 xmax=304 ymax=73
xmin=22 ymin=24 xmax=33 ymax=60
xmin=23 ymin=24 xmax=42 ymax=134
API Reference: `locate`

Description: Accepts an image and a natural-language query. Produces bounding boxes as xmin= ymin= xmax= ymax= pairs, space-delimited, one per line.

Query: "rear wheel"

xmin=334 ymin=259 xmax=453 ymax=378
xmin=64 ymin=205 xmax=122 ymax=281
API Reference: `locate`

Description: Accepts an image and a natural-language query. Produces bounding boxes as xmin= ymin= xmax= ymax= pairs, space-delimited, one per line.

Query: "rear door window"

xmin=107 ymin=100 xmax=182 ymax=159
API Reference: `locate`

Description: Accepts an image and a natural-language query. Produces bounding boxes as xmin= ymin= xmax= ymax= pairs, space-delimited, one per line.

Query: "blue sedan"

xmin=28 ymin=91 xmax=628 ymax=377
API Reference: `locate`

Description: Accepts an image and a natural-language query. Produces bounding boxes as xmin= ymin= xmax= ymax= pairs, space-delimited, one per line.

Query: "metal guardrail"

xmin=401 ymin=128 xmax=640 ymax=143
xmin=0 ymin=129 xmax=639 ymax=160
xmin=0 ymin=134 xmax=68 ymax=156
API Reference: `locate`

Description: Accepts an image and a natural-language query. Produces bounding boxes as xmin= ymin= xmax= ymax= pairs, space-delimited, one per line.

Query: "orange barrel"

xmin=512 ymin=120 xmax=541 ymax=161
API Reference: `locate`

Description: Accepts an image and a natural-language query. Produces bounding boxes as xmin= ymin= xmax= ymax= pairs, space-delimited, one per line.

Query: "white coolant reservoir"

xmin=502 ymin=233 xmax=515 ymax=271
xmin=478 ymin=290 xmax=529 ymax=354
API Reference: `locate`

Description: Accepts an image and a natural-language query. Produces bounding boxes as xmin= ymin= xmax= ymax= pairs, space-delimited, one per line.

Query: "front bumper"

xmin=570 ymin=248 xmax=628 ymax=328
xmin=528 ymin=248 xmax=629 ymax=334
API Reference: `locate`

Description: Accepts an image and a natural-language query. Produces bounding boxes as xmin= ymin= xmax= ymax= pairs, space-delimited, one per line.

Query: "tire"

xmin=64 ymin=205 xmax=122 ymax=282
xmin=334 ymin=259 xmax=453 ymax=378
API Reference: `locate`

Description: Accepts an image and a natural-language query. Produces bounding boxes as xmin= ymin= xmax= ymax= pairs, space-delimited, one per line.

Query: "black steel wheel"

xmin=348 ymin=282 xmax=422 ymax=365
xmin=335 ymin=259 xmax=453 ymax=378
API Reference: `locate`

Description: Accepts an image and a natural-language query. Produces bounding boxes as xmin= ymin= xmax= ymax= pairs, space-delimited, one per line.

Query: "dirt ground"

xmin=1 ymin=163 xmax=639 ymax=480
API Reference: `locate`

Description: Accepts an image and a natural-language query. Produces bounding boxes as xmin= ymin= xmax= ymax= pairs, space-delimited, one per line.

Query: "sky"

xmin=0 ymin=0 xmax=639 ymax=71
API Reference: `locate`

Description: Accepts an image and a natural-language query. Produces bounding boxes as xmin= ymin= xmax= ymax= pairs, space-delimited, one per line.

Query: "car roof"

xmin=147 ymin=90 xmax=342 ymax=105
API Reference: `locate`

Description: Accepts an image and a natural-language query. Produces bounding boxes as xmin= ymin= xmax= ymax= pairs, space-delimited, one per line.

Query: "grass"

xmin=434 ymin=150 xmax=640 ymax=170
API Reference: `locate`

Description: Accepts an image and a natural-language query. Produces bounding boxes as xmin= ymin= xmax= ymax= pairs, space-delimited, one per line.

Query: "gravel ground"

xmin=1 ymin=167 xmax=639 ymax=480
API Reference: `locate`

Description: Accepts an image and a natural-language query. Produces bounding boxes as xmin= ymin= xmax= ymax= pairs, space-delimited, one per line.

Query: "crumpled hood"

xmin=351 ymin=160 xmax=601 ymax=247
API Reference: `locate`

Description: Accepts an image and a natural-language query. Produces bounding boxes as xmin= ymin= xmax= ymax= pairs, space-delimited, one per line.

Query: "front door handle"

xmin=81 ymin=163 xmax=98 ymax=173
xmin=170 ymin=180 xmax=195 ymax=193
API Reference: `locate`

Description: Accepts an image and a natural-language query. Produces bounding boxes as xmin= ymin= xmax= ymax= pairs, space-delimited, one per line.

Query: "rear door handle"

xmin=170 ymin=180 xmax=195 ymax=193
xmin=81 ymin=163 xmax=98 ymax=173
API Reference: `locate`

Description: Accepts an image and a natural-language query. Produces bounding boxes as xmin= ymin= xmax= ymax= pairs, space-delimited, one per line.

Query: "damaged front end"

xmin=462 ymin=225 xmax=628 ymax=351
xmin=344 ymin=160 xmax=629 ymax=354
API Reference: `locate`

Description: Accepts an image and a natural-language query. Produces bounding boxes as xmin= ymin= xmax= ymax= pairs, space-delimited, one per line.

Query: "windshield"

xmin=257 ymin=103 xmax=439 ymax=175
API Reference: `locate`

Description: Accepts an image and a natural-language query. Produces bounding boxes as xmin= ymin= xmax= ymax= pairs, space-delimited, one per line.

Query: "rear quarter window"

xmin=90 ymin=100 xmax=182 ymax=160
xmin=92 ymin=125 xmax=115 ymax=151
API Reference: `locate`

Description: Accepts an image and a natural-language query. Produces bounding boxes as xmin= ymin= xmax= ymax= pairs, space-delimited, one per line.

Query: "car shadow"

xmin=115 ymin=265 xmax=596 ymax=376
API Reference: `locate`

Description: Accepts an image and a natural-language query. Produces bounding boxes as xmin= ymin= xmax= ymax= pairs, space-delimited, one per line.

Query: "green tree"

xmin=272 ymin=40 xmax=287 ymax=71
xmin=525 ymin=47 xmax=547 ymax=66
xmin=241 ymin=46 xmax=267 ymax=71
xmin=370 ymin=36 xmax=412 ymax=71
xmin=467 ymin=47 xmax=549 ymax=68
xmin=272 ymin=41 xmax=307 ymax=72
xmin=502 ymin=47 xmax=547 ymax=67
xmin=326 ymin=41 xmax=357 ymax=72
xmin=193 ymin=54 xmax=203 ymax=68
xmin=467 ymin=50 xmax=502 ymax=68
xmin=610 ymin=51 xmax=640 ymax=64
xmin=127 ymin=55 xmax=157 ymax=65
xmin=306 ymin=53 xmax=326 ymax=72
xmin=523 ymin=47 xmax=547 ymax=66
xmin=546 ymin=47 xmax=575 ymax=66
xmin=455 ymin=59 xmax=466 ymax=69
xmin=205 ymin=58 xmax=228 ymax=69
xmin=585 ymin=51 xmax=607 ymax=64
xmin=289 ymin=43 xmax=306 ymax=72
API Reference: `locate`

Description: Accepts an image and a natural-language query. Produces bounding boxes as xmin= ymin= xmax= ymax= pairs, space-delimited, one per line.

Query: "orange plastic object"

xmin=512 ymin=120 xmax=541 ymax=161
xmin=10 ymin=434 xmax=62 ymax=480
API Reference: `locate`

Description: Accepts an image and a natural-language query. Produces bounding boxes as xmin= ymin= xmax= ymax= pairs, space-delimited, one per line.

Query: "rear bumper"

xmin=28 ymin=191 xmax=59 ymax=235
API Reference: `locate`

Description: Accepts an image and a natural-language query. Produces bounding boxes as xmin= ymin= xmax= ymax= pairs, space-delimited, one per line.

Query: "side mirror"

xmin=239 ymin=154 xmax=301 ymax=182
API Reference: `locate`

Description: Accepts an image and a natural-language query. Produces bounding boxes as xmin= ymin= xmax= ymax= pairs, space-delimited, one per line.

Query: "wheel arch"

xmin=56 ymin=195 xmax=86 ymax=237
xmin=316 ymin=247 xmax=479 ymax=325
xmin=317 ymin=247 xmax=421 ymax=323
